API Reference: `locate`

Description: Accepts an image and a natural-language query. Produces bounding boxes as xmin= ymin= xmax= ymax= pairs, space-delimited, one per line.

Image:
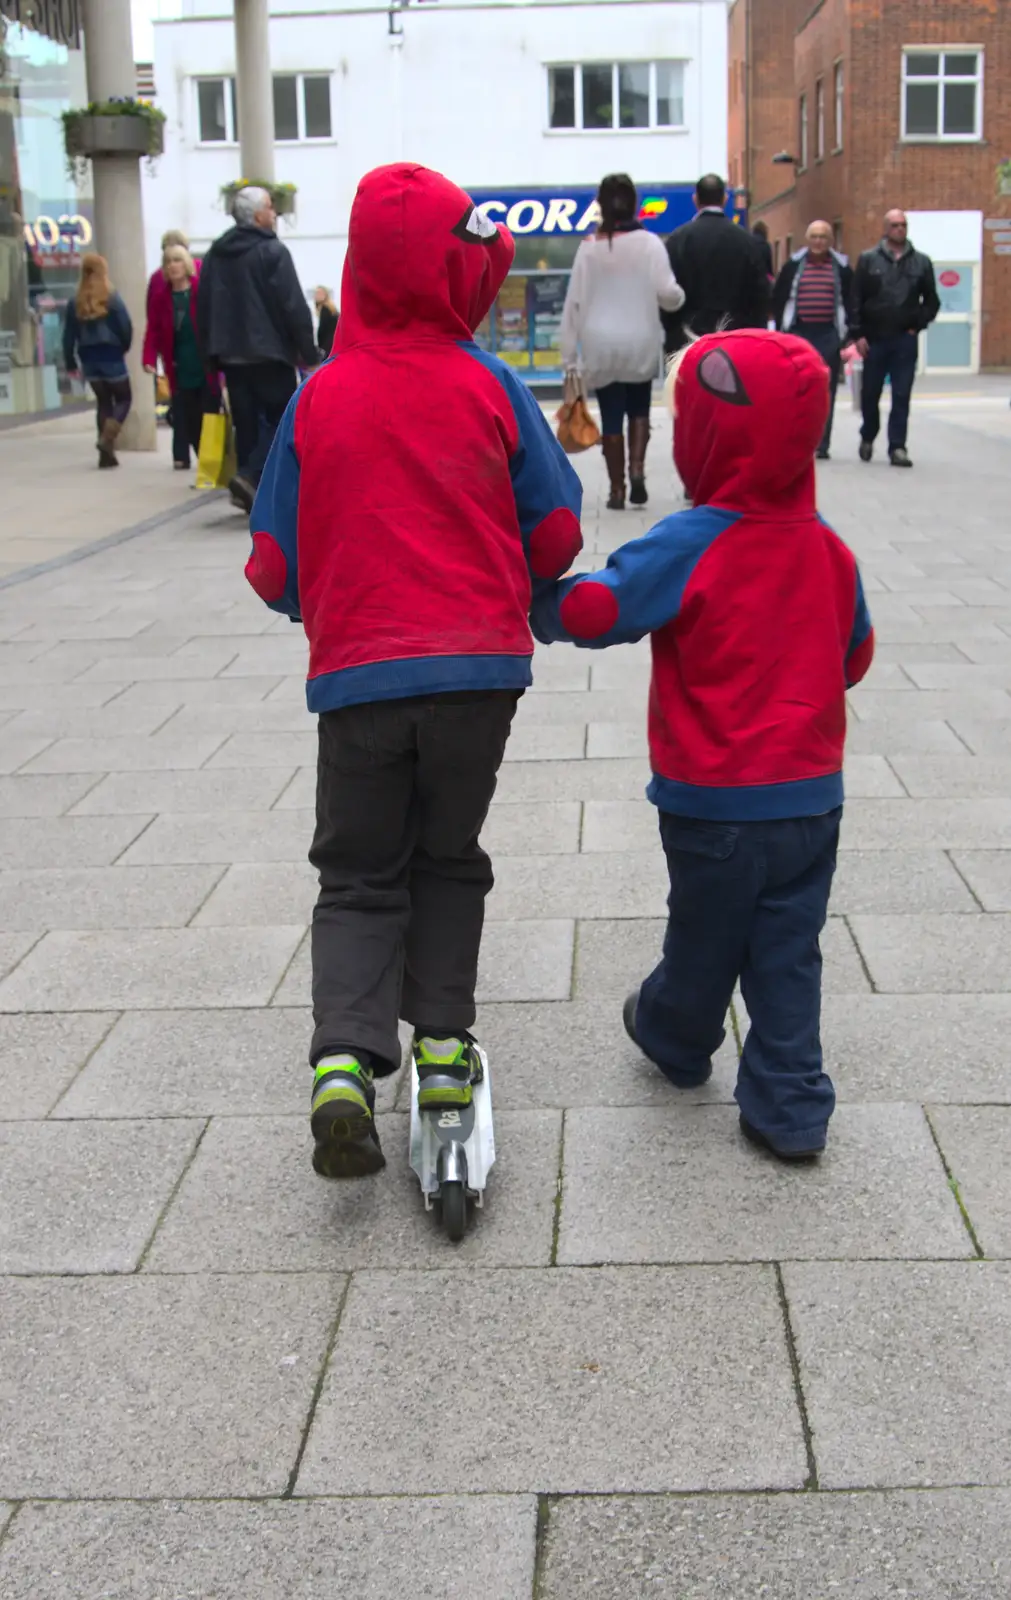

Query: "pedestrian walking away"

xmin=143 ymin=242 xmax=218 ymax=471
xmin=533 ymin=329 xmax=874 ymax=1160
xmin=560 ymin=173 xmax=684 ymax=511
xmin=244 ymin=161 xmax=583 ymax=1182
xmin=851 ymin=208 xmax=940 ymax=468
xmin=314 ymin=286 xmax=339 ymax=360
xmin=773 ymin=219 xmax=853 ymax=459
xmin=751 ymin=219 xmax=774 ymax=282
xmin=62 ymin=252 xmax=133 ymax=469
xmin=196 ymin=185 xmax=318 ymax=511
xmin=662 ymin=174 xmax=770 ymax=353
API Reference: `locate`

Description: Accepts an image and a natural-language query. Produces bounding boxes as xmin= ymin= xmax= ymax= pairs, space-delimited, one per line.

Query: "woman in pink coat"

xmin=143 ymin=240 xmax=216 ymax=469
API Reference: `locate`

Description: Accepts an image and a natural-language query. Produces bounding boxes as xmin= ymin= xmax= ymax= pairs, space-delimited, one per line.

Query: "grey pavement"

xmin=0 ymin=389 xmax=1010 ymax=1593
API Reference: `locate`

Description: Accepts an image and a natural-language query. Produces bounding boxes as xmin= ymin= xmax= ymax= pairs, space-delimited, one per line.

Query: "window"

xmin=798 ymin=93 xmax=808 ymax=169
xmin=834 ymin=59 xmax=844 ymax=148
xmin=902 ymin=49 xmax=982 ymax=140
xmin=197 ymin=77 xmax=239 ymax=143
xmin=833 ymin=218 xmax=844 ymax=252
xmin=815 ymin=77 xmax=825 ymax=159
xmin=546 ymin=62 xmax=685 ymax=131
xmin=785 ymin=233 xmax=793 ymax=258
xmin=774 ymin=238 xmax=781 ymax=271
xmin=195 ymin=73 xmax=331 ymax=144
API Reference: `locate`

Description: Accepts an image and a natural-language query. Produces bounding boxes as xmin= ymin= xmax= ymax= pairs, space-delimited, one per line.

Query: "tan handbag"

xmin=555 ymin=372 xmax=601 ymax=454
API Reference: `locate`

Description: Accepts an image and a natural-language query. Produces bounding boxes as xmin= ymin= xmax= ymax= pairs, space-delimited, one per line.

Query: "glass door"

xmin=923 ymin=262 xmax=978 ymax=372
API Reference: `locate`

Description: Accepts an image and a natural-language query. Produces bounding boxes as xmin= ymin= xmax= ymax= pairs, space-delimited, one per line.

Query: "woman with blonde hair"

xmin=143 ymin=241 xmax=215 ymax=469
xmin=314 ymin=285 xmax=339 ymax=358
xmin=62 ymin=253 xmax=133 ymax=468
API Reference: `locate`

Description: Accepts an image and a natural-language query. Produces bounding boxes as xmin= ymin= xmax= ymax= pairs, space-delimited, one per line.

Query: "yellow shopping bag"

xmin=195 ymin=410 xmax=237 ymax=490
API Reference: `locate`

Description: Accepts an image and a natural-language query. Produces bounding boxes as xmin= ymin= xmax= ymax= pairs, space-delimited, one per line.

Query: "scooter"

xmin=408 ymin=1047 xmax=495 ymax=1242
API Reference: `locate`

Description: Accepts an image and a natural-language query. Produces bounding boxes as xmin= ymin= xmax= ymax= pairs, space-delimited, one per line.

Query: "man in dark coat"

xmin=773 ymin=219 xmax=853 ymax=459
xmin=661 ymin=175 xmax=770 ymax=353
xmin=197 ymin=185 xmax=318 ymax=509
xmin=850 ymin=208 xmax=940 ymax=468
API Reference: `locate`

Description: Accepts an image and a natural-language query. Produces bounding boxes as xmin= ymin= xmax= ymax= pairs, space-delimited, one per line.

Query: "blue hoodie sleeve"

xmin=845 ymin=567 xmax=875 ymax=687
xmin=531 ymin=506 xmax=736 ymax=648
xmin=245 ymin=388 xmax=302 ymax=620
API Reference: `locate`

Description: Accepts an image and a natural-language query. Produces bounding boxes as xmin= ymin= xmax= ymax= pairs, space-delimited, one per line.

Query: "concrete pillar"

xmin=234 ymin=0 xmax=275 ymax=185
xmin=80 ymin=0 xmax=156 ymax=451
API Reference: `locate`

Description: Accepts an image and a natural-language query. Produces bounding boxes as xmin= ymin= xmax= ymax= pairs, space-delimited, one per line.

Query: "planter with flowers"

xmin=221 ymin=180 xmax=298 ymax=219
xmin=62 ymin=98 xmax=166 ymax=182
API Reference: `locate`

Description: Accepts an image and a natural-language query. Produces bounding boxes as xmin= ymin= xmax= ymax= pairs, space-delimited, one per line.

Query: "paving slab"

xmin=0 ymin=773 xmax=102 ymax=816
xmin=0 ymin=932 xmax=40 ymax=981
xmin=538 ymin=1488 xmax=1011 ymax=1600
xmin=495 ymin=756 xmax=648 ymax=802
xmin=203 ymin=731 xmax=318 ymax=769
xmin=70 ymin=766 xmax=296 ymax=815
xmin=0 ymin=1011 xmax=117 ymax=1118
xmin=0 ymin=814 xmax=151 ymax=869
xmin=119 ymin=809 xmax=312 ymax=865
xmin=0 ymin=1119 xmax=201 ymax=1273
xmin=297 ymin=1265 xmax=805 ymax=1494
xmin=106 ymin=675 xmax=284 ymax=708
xmin=929 ymin=1106 xmax=1011 ymax=1257
xmin=950 ymin=851 xmax=1011 ymax=910
xmin=489 ymin=853 xmax=668 ymax=921
xmin=0 ymin=926 xmax=306 ymax=1012
xmin=784 ymin=1261 xmax=1011 ymax=1487
xmin=0 ymin=864 xmax=223 ymax=932
xmin=844 ymin=718 xmax=967 ymax=755
xmin=830 ymin=850 xmax=975 ymax=912
xmin=0 ymin=1273 xmax=341 ymax=1498
xmin=823 ymin=993 xmax=1011 ymax=1101
xmin=6 ymin=704 xmax=180 ymax=740
xmin=502 ymin=723 xmax=587 ymax=761
xmin=558 ymin=1104 xmax=967 ymax=1264
xmin=585 ymin=721 xmax=647 ymax=758
xmin=888 ymin=754 xmax=1011 ymax=797
xmin=0 ymin=733 xmax=53 ymax=773
xmin=194 ymin=861 xmax=317 ymax=926
xmin=20 ymin=732 xmax=227 ymax=774
xmin=145 ymin=1110 xmax=560 ymax=1272
xmin=483 ymin=799 xmax=581 ymax=854
xmin=0 ymin=1496 xmax=537 ymax=1600
xmin=849 ymin=913 xmax=1011 ymax=991
xmin=842 ymin=798 xmax=1011 ymax=850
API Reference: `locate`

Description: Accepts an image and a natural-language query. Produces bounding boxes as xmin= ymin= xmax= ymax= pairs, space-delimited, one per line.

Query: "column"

xmin=234 ymin=0 xmax=275 ymax=185
xmin=79 ymin=0 xmax=156 ymax=451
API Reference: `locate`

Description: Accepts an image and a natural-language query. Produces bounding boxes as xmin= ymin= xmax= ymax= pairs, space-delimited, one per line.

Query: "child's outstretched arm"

xmin=244 ymin=389 xmax=303 ymax=622
xmin=845 ymin=567 xmax=875 ymax=687
xmin=499 ymin=368 xmax=584 ymax=585
xmin=532 ymin=506 xmax=731 ymax=648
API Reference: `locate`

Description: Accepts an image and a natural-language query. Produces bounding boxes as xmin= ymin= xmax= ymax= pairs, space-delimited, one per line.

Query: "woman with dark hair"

xmin=560 ymin=173 xmax=684 ymax=509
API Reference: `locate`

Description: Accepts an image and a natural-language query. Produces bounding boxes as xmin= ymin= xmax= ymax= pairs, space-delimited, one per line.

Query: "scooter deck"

xmin=408 ymin=1048 xmax=495 ymax=1209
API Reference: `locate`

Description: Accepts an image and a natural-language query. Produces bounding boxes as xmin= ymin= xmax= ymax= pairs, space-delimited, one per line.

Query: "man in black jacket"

xmin=198 ymin=186 xmax=318 ymax=509
xmin=773 ymin=220 xmax=853 ymax=459
xmin=851 ymin=209 xmax=940 ymax=468
xmin=661 ymin=175 xmax=769 ymax=353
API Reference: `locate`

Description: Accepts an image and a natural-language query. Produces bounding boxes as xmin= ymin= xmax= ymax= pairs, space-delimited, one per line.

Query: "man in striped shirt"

xmin=772 ymin=221 xmax=853 ymax=460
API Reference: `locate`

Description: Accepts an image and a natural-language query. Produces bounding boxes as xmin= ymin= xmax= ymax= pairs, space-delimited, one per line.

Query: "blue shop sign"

xmin=469 ymin=185 xmax=726 ymax=237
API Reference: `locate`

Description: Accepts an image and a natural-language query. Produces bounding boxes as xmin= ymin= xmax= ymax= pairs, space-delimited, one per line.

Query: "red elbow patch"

xmin=560 ymin=580 xmax=620 ymax=639
xmin=245 ymin=531 xmax=288 ymax=603
xmin=528 ymin=508 xmax=583 ymax=579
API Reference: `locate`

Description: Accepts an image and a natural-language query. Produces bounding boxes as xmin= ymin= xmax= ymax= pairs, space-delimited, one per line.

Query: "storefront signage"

xmin=938 ymin=269 xmax=960 ymax=288
xmin=469 ymin=185 xmax=703 ymax=238
xmin=0 ymin=0 xmax=81 ymax=49
xmin=23 ymin=211 xmax=93 ymax=251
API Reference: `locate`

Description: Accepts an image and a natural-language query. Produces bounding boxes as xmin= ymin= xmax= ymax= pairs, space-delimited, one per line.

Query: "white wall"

xmin=144 ymin=0 xmax=728 ymax=296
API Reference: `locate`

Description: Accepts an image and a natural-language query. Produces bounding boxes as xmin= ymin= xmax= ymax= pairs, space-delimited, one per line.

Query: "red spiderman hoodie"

xmin=532 ymin=329 xmax=875 ymax=820
xmin=244 ymin=163 xmax=583 ymax=710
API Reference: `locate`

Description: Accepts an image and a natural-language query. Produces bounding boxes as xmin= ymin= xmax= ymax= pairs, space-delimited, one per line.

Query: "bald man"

xmin=850 ymin=210 xmax=939 ymax=468
xmin=772 ymin=220 xmax=853 ymax=459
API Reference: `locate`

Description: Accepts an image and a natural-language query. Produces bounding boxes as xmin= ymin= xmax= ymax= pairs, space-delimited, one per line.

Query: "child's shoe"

xmin=310 ymin=1054 xmax=386 ymax=1178
xmin=413 ymin=1034 xmax=482 ymax=1109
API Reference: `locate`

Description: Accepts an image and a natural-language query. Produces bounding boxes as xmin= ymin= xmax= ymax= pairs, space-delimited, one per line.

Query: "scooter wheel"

xmin=440 ymin=1180 xmax=467 ymax=1242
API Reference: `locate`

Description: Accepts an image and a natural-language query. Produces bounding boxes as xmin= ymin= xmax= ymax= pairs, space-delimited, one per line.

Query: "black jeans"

xmin=171 ymin=384 xmax=208 ymax=466
xmin=794 ymin=321 xmax=841 ymax=452
xmin=222 ymin=361 xmax=297 ymax=485
xmin=309 ymin=690 xmax=520 ymax=1074
xmin=861 ymin=331 xmax=919 ymax=452
xmin=633 ymin=809 xmax=841 ymax=1153
xmin=90 ymin=376 xmax=132 ymax=434
xmin=596 ymin=380 xmax=652 ymax=436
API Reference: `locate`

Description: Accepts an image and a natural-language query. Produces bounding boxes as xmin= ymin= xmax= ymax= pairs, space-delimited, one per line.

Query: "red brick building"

xmin=729 ymin=0 xmax=1011 ymax=370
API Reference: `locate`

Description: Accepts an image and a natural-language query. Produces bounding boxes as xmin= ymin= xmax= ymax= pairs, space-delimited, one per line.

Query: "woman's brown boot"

xmin=98 ymin=417 xmax=122 ymax=468
xmin=628 ymin=416 xmax=651 ymax=505
xmin=601 ymin=433 xmax=625 ymax=510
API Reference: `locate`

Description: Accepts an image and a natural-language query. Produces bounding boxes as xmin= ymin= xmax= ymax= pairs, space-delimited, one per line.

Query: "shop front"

xmin=0 ymin=0 xmax=91 ymax=418
xmin=468 ymin=183 xmax=699 ymax=383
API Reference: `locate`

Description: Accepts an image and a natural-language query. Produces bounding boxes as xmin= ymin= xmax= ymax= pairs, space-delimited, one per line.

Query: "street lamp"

xmin=772 ymin=152 xmax=799 ymax=165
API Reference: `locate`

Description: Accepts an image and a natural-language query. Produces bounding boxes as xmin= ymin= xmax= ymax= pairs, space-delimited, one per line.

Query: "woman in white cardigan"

xmin=560 ymin=174 xmax=685 ymax=510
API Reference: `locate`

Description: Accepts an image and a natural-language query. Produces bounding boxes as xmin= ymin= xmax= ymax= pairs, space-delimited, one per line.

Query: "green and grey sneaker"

xmin=413 ymin=1035 xmax=482 ymax=1110
xmin=310 ymin=1055 xmax=385 ymax=1178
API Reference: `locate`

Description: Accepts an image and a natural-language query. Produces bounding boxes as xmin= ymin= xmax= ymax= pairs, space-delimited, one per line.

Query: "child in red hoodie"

xmin=533 ymin=329 xmax=873 ymax=1159
xmin=245 ymin=164 xmax=583 ymax=1177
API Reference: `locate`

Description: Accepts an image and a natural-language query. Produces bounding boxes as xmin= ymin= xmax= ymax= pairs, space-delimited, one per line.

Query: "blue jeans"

xmin=861 ymin=331 xmax=918 ymax=452
xmin=634 ymin=809 xmax=841 ymax=1152
xmin=596 ymin=380 xmax=652 ymax=436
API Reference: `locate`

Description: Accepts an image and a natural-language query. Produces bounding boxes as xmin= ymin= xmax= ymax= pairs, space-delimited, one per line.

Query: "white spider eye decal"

xmin=697 ymin=347 xmax=752 ymax=406
xmin=453 ymin=205 xmax=499 ymax=244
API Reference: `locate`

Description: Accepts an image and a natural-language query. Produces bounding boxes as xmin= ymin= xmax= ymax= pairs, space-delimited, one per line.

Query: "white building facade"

xmin=147 ymin=0 xmax=729 ymax=377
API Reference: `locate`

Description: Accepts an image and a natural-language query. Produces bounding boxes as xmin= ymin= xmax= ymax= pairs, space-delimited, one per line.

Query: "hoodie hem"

xmin=647 ymin=771 xmax=844 ymax=821
xmin=306 ymin=653 xmax=533 ymax=712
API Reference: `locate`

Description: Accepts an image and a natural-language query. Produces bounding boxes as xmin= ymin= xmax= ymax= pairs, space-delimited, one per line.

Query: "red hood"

xmin=673 ymin=329 xmax=829 ymax=515
xmin=336 ymin=163 xmax=515 ymax=346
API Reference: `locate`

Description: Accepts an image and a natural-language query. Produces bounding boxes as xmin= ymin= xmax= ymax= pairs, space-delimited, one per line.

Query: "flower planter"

xmin=67 ymin=114 xmax=164 ymax=159
xmin=273 ymin=189 xmax=296 ymax=217
xmin=222 ymin=182 xmax=298 ymax=220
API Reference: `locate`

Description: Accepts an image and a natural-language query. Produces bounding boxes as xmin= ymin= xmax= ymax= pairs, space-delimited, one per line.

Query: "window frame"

xmin=272 ymin=71 xmax=333 ymax=143
xmin=195 ymin=75 xmax=238 ymax=146
xmin=833 ymin=58 xmax=844 ymax=151
xmin=798 ymin=92 xmax=808 ymax=171
xmin=815 ymin=76 xmax=825 ymax=161
xmin=900 ymin=46 xmax=983 ymax=143
xmin=545 ymin=60 xmax=687 ymax=133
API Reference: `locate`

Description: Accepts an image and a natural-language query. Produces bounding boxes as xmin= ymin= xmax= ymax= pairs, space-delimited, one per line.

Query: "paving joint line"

xmin=108 ymin=814 xmax=159 ymax=865
xmin=531 ymin=1493 xmax=554 ymax=1599
xmin=133 ymin=1118 xmax=211 ymax=1272
xmin=841 ymin=914 xmax=877 ymax=993
xmin=944 ymin=849 xmax=987 ymax=912
xmin=282 ymin=1275 xmax=353 ymax=1499
xmin=0 ymin=494 xmax=221 ymax=592
xmin=773 ymin=1262 xmax=818 ymax=1491
xmin=549 ymin=1110 xmax=567 ymax=1268
xmin=44 ymin=1010 xmax=124 ymax=1119
xmin=923 ymin=1107 xmax=985 ymax=1259
xmin=185 ymin=863 xmax=232 ymax=928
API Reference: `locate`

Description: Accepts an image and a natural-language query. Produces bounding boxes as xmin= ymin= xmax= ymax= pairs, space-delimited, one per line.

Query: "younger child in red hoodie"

xmin=244 ymin=165 xmax=582 ymax=1178
xmin=533 ymin=329 xmax=873 ymax=1159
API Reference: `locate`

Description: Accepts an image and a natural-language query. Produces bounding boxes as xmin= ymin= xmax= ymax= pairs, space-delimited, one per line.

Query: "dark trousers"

xmin=634 ymin=809 xmax=841 ymax=1152
xmin=90 ymin=377 xmax=132 ymax=434
xmin=171 ymin=384 xmax=207 ymax=466
xmin=596 ymin=380 xmax=652 ymax=436
xmin=309 ymin=690 xmax=520 ymax=1075
xmin=861 ymin=331 xmax=918 ymax=452
xmin=794 ymin=321 xmax=841 ymax=452
xmin=222 ymin=361 xmax=297 ymax=485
